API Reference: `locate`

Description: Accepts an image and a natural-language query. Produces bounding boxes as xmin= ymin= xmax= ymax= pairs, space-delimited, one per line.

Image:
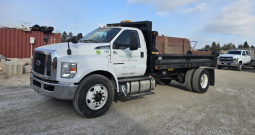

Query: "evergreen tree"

xmin=221 ymin=44 xmax=229 ymax=50
xmin=251 ymin=45 xmax=254 ymax=48
xmin=228 ymin=42 xmax=236 ymax=49
xmin=243 ymin=41 xmax=249 ymax=48
xmin=203 ymin=45 xmax=211 ymax=50
xmin=68 ymin=32 xmax=73 ymax=38
xmin=237 ymin=44 xmax=243 ymax=48
xmin=61 ymin=31 xmax=67 ymax=42
xmin=216 ymin=42 xmax=220 ymax=50
xmin=211 ymin=41 xmax=217 ymax=50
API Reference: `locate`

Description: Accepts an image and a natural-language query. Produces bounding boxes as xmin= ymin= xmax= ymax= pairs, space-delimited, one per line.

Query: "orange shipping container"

xmin=156 ymin=36 xmax=191 ymax=54
xmin=0 ymin=28 xmax=61 ymax=58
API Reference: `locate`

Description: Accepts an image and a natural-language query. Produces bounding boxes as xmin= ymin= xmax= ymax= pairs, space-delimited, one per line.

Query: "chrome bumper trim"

xmin=217 ymin=62 xmax=238 ymax=66
xmin=30 ymin=75 xmax=78 ymax=100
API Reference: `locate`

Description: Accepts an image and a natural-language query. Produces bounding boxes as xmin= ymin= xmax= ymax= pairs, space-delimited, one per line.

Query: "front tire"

xmin=73 ymin=74 xmax=114 ymax=118
xmin=237 ymin=63 xmax=242 ymax=71
xmin=217 ymin=65 xmax=222 ymax=69
xmin=192 ymin=68 xmax=210 ymax=93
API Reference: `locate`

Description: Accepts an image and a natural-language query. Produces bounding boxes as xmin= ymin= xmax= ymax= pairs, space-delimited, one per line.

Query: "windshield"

xmin=79 ymin=28 xmax=121 ymax=43
xmin=225 ymin=51 xmax=241 ymax=55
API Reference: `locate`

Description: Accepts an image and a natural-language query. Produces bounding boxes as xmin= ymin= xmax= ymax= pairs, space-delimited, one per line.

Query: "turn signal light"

xmin=70 ymin=68 xmax=77 ymax=71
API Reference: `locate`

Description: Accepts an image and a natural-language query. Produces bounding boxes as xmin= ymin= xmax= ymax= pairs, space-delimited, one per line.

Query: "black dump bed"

xmin=107 ymin=21 xmax=217 ymax=72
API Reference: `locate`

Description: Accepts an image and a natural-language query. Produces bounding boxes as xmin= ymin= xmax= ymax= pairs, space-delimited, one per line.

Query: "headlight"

xmin=61 ymin=62 xmax=77 ymax=78
xmin=235 ymin=58 xmax=238 ymax=62
xmin=217 ymin=57 xmax=220 ymax=62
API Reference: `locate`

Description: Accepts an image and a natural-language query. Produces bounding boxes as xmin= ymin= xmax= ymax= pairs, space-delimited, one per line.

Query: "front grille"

xmin=219 ymin=57 xmax=235 ymax=63
xmin=44 ymin=85 xmax=54 ymax=91
xmin=33 ymin=80 xmax=41 ymax=88
xmin=33 ymin=75 xmax=58 ymax=84
xmin=34 ymin=53 xmax=46 ymax=75
xmin=34 ymin=52 xmax=52 ymax=76
xmin=47 ymin=55 xmax=52 ymax=76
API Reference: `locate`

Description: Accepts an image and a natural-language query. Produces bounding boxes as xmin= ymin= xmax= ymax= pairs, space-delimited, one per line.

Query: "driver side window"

xmin=242 ymin=51 xmax=246 ymax=55
xmin=113 ymin=30 xmax=140 ymax=49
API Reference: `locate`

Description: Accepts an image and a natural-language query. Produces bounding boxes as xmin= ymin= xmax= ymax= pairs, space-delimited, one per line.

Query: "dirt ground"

xmin=1 ymin=68 xmax=255 ymax=135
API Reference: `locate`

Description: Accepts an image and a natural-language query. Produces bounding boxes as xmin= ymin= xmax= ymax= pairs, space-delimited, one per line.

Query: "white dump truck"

xmin=30 ymin=21 xmax=217 ymax=118
xmin=217 ymin=49 xmax=255 ymax=71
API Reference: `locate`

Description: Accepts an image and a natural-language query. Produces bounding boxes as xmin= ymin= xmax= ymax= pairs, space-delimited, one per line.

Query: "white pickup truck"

xmin=217 ymin=50 xmax=255 ymax=71
xmin=30 ymin=21 xmax=217 ymax=118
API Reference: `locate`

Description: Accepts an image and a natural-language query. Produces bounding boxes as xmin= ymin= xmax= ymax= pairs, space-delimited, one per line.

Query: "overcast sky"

xmin=0 ymin=0 xmax=254 ymax=49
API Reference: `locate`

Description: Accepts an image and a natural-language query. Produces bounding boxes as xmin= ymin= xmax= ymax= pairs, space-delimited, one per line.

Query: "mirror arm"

xmin=67 ymin=39 xmax=71 ymax=55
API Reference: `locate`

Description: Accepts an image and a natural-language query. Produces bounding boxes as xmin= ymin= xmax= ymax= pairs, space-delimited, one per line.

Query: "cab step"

xmin=128 ymin=91 xmax=155 ymax=98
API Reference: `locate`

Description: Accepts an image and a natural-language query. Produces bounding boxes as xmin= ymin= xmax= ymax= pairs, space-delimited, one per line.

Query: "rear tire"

xmin=73 ymin=74 xmax=114 ymax=118
xmin=237 ymin=63 xmax=242 ymax=71
xmin=185 ymin=68 xmax=196 ymax=92
xmin=155 ymin=78 xmax=171 ymax=85
xmin=217 ymin=65 xmax=222 ymax=69
xmin=192 ymin=68 xmax=210 ymax=93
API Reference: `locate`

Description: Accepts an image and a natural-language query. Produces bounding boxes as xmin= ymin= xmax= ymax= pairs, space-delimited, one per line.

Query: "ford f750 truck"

xmin=30 ymin=21 xmax=217 ymax=118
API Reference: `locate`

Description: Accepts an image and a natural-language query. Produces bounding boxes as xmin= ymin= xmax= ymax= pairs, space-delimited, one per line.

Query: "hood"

xmin=34 ymin=42 xmax=110 ymax=57
xmin=219 ymin=54 xmax=241 ymax=59
xmin=219 ymin=54 xmax=236 ymax=57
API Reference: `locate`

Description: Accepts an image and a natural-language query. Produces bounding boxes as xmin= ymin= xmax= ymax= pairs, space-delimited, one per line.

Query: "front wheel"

xmin=73 ymin=74 xmax=114 ymax=118
xmin=236 ymin=63 xmax=242 ymax=71
xmin=192 ymin=68 xmax=210 ymax=93
xmin=217 ymin=65 xmax=222 ymax=69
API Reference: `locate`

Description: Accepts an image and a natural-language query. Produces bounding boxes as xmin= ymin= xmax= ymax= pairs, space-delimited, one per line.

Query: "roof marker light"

xmin=121 ymin=20 xmax=132 ymax=23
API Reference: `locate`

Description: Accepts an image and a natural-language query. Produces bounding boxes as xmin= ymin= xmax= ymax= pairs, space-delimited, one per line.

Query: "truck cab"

xmin=30 ymin=20 xmax=216 ymax=118
xmin=217 ymin=50 xmax=252 ymax=71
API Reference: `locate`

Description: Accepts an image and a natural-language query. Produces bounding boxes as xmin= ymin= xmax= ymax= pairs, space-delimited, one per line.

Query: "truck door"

xmin=246 ymin=51 xmax=251 ymax=64
xmin=110 ymin=30 xmax=147 ymax=78
xmin=242 ymin=51 xmax=248 ymax=64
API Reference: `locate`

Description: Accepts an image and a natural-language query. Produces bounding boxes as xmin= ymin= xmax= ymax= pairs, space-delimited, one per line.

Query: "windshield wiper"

xmin=82 ymin=39 xmax=98 ymax=43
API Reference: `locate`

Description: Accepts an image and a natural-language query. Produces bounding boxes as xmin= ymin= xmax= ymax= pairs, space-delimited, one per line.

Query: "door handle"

xmin=141 ymin=52 xmax=144 ymax=58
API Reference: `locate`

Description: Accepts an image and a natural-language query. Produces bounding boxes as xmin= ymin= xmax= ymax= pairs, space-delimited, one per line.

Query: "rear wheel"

xmin=217 ymin=65 xmax=222 ymax=69
xmin=155 ymin=78 xmax=172 ymax=85
xmin=73 ymin=74 xmax=114 ymax=118
xmin=185 ymin=68 xmax=196 ymax=92
xmin=237 ymin=63 xmax=242 ymax=71
xmin=192 ymin=68 xmax=210 ymax=93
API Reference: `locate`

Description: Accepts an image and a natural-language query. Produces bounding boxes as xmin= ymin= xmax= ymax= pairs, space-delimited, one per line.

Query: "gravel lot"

xmin=1 ymin=68 xmax=255 ymax=134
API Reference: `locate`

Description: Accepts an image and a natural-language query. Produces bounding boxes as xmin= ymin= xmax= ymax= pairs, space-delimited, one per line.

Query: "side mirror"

xmin=71 ymin=33 xmax=83 ymax=44
xmin=70 ymin=36 xmax=78 ymax=43
xmin=129 ymin=31 xmax=138 ymax=50
xmin=43 ymin=36 xmax=48 ymax=44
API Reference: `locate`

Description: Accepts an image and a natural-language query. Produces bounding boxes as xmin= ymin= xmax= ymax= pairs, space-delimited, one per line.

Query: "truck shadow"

xmin=30 ymin=96 xmax=153 ymax=134
xmin=219 ymin=67 xmax=255 ymax=73
xmin=118 ymin=96 xmax=145 ymax=102
xmin=168 ymin=81 xmax=189 ymax=92
xmin=241 ymin=68 xmax=255 ymax=73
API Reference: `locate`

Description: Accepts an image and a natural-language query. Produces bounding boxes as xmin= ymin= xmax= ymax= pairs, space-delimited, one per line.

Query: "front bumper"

xmin=217 ymin=61 xmax=238 ymax=67
xmin=30 ymin=75 xmax=78 ymax=100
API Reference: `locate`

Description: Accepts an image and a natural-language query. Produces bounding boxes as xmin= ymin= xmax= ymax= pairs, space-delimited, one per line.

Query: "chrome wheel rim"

xmin=86 ymin=84 xmax=108 ymax=110
xmin=200 ymin=74 xmax=208 ymax=89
